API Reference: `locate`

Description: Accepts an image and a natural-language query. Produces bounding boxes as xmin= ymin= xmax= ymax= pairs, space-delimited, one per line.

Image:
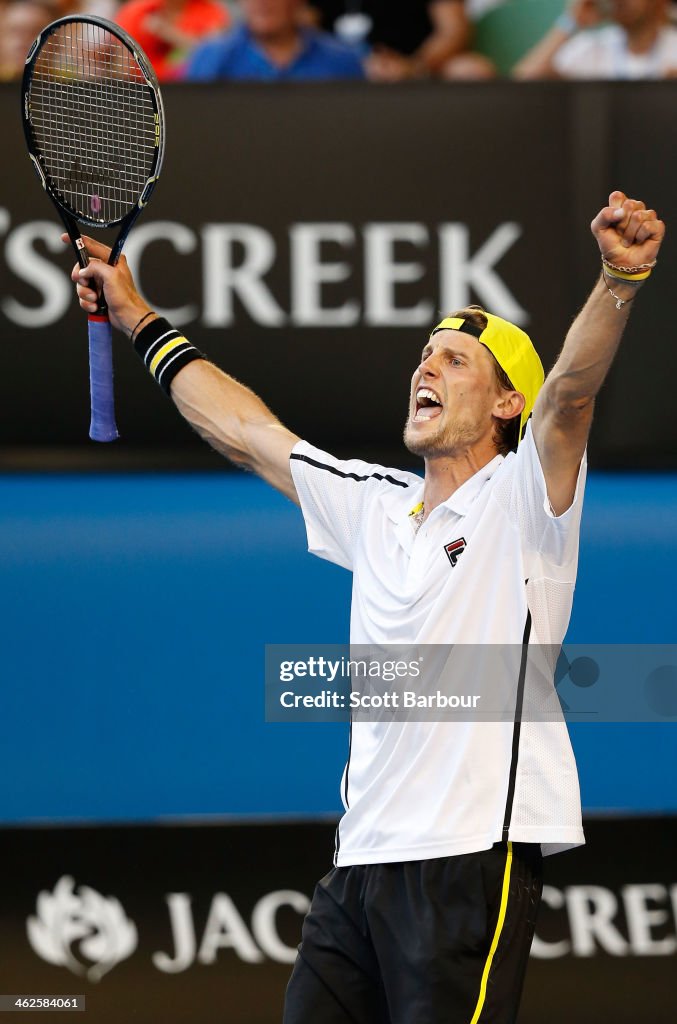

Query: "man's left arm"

xmin=532 ymin=190 xmax=666 ymax=515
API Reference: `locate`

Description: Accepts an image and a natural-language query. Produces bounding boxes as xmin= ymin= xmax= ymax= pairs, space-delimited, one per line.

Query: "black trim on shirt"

xmin=334 ymin=716 xmax=354 ymax=866
xmin=344 ymin=717 xmax=352 ymax=810
xmin=290 ymin=452 xmax=411 ymax=489
xmin=502 ymin=606 xmax=532 ymax=840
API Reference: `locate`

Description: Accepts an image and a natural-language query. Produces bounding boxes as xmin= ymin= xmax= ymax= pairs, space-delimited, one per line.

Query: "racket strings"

xmin=28 ymin=22 xmax=158 ymax=224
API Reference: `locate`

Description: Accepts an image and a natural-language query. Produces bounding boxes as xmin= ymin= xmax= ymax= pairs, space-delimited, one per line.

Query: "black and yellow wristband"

xmin=133 ymin=317 xmax=204 ymax=395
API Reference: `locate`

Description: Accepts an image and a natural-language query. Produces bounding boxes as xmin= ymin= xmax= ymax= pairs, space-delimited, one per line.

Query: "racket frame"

xmin=21 ymin=15 xmax=165 ymax=440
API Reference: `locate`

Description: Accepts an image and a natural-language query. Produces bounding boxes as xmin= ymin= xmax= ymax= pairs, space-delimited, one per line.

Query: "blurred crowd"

xmin=2 ymin=0 xmax=677 ymax=83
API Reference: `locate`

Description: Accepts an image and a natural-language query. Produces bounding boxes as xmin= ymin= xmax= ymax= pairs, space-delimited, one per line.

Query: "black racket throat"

xmin=60 ymin=213 xmax=107 ymax=318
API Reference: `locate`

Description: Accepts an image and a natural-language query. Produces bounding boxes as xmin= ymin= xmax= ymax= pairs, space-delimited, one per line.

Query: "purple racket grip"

xmin=88 ymin=314 xmax=119 ymax=442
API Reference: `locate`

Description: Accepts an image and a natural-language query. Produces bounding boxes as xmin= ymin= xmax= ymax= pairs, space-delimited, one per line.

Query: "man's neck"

xmin=422 ymin=443 xmax=501 ymax=521
xmin=625 ymin=18 xmax=663 ymax=55
xmin=254 ymin=28 xmax=303 ymax=67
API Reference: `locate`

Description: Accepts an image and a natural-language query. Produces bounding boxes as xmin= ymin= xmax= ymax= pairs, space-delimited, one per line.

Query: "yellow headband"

xmin=431 ymin=312 xmax=544 ymax=444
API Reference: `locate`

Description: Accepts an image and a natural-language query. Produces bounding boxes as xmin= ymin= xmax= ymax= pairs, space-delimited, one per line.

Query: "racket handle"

xmin=88 ymin=314 xmax=119 ymax=442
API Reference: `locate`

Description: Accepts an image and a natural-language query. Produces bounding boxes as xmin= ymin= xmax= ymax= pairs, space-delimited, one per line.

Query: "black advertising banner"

xmin=2 ymin=82 xmax=677 ymax=468
xmin=0 ymin=818 xmax=675 ymax=1023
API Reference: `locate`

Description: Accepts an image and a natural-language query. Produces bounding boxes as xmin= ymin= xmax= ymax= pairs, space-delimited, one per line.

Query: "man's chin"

xmin=403 ymin=421 xmax=444 ymax=457
xmin=403 ymin=417 xmax=477 ymax=459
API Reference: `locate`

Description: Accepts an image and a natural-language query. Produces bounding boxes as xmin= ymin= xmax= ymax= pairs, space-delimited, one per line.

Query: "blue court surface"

xmin=0 ymin=470 xmax=675 ymax=822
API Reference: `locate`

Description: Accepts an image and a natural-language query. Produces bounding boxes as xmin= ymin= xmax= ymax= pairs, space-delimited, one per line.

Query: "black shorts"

xmin=283 ymin=841 xmax=542 ymax=1024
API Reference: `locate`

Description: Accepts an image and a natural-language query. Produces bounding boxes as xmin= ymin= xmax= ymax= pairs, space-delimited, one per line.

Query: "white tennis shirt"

xmin=290 ymin=423 xmax=586 ymax=865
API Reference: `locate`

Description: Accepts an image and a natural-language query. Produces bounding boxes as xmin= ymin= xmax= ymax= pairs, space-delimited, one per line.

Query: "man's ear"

xmin=493 ymin=390 xmax=525 ymax=423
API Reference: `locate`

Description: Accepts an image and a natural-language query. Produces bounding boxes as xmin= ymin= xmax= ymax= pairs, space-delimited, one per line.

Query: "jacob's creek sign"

xmin=0 ymin=820 xmax=675 ymax=1024
xmin=24 ymin=873 xmax=677 ymax=979
xmin=0 ymin=82 xmax=675 ymax=466
xmin=0 ymin=210 xmax=527 ymax=330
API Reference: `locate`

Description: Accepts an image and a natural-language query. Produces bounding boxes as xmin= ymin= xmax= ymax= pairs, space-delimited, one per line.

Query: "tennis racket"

xmin=21 ymin=16 xmax=165 ymax=442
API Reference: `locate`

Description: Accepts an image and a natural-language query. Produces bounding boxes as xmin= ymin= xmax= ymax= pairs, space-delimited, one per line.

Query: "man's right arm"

xmin=168 ymin=360 xmax=301 ymax=502
xmin=69 ymin=236 xmax=301 ymax=504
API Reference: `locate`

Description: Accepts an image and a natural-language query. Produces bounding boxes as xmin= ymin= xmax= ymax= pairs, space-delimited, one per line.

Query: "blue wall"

xmin=0 ymin=471 xmax=675 ymax=823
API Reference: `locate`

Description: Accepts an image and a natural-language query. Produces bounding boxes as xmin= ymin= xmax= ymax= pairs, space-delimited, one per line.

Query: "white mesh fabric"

xmin=510 ymin=717 xmax=583 ymax=854
xmin=527 ymin=576 xmax=577 ymax=646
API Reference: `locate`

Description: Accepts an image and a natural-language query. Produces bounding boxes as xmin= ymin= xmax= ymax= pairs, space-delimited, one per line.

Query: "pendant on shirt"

xmin=408 ymin=500 xmax=425 ymax=534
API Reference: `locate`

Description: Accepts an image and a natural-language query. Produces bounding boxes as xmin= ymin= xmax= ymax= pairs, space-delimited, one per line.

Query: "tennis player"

xmin=69 ymin=190 xmax=664 ymax=1023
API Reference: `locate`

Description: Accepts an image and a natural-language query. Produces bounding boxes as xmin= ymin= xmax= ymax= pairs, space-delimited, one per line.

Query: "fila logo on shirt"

xmin=444 ymin=537 xmax=467 ymax=568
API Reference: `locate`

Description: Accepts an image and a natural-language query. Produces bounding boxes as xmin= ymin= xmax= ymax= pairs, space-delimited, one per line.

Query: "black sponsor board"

xmin=0 ymin=818 xmax=675 ymax=1023
xmin=1 ymin=82 xmax=677 ymax=469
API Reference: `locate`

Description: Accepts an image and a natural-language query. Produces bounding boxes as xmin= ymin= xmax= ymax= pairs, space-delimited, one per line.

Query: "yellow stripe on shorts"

xmin=468 ymin=841 xmax=513 ymax=1024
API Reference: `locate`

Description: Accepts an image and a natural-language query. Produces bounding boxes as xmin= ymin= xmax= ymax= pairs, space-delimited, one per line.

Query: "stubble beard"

xmin=403 ymin=412 xmax=477 ymax=459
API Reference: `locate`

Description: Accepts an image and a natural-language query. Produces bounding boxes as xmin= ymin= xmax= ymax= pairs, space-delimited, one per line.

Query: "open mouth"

xmin=413 ymin=387 xmax=443 ymax=422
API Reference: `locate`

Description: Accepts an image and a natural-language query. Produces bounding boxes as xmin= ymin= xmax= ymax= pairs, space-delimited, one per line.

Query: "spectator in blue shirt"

xmin=185 ymin=0 xmax=365 ymax=80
